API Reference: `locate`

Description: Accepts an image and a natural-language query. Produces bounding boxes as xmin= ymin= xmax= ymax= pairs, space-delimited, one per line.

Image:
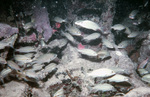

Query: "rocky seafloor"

xmin=0 ymin=0 xmax=150 ymax=97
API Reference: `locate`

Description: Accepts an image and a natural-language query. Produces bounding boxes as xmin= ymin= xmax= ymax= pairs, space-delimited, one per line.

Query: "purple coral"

xmin=32 ymin=6 xmax=53 ymax=42
xmin=0 ymin=23 xmax=18 ymax=39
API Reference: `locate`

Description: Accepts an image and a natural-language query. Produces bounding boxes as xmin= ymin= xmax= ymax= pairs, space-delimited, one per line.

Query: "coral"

xmin=0 ymin=23 xmax=18 ymax=39
xmin=32 ymin=6 xmax=53 ymax=42
xmin=18 ymin=33 xmax=37 ymax=43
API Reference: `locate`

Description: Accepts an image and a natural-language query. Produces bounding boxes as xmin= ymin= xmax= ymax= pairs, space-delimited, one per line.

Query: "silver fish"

xmin=0 ymin=41 xmax=12 ymax=50
xmin=48 ymin=39 xmax=68 ymax=49
xmin=137 ymin=17 xmax=144 ymax=25
xmin=23 ymin=70 xmax=39 ymax=82
xmin=0 ymin=57 xmax=7 ymax=64
xmin=77 ymin=48 xmax=97 ymax=57
xmin=117 ymin=40 xmax=131 ymax=48
xmin=14 ymin=53 xmax=34 ymax=64
xmin=58 ymin=39 xmax=68 ymax=48
xmin=7 ymin=60 xmax=22 ymax=71
xmin=144 ymin=0 xmax=149 ymax=7
xmin=141 ymin=74 xmax=150 ymax=83
xmin=138 ymin=58 xmax=149 ymax=69
xmin=62 ymin=31 xmax=75 ymax=43
xmin=32 ymin=64 xmax=43 ymax=72
xmin=15 ymin=46 xmax=37 ymax=53
xmin=4 ymin=34 xmax=18 ymax=47
xmin=53 ymin=17 xmax=66 ymax=23
xmin=23 ymin=22 xmax=33 ymax=30
xmin=111 ymin=24 xmax=126 ymax=31
xmin=33 ymin=53 xmax=57 ymax=64
xmin=53 ymin=87 xmax=64 ymax=97
xmin=102 ymin=38 xmax=114 ymax=49
xmin=0 ymin=68 xmax=12 ymax=83
xmin=67 ymin=25 xmax=82 ymax=36
xmin=129 ymin=10 xmax=139 ymax=19
xmin=43 ymin=63 xmax=57 ymax=73
xmin=107 ymin=74 xmax=129 ymax=83
xmin=40 ymin=38 xmax=47 ymax=47
xmin=110 ymin=67 xmax=130 ymax=75
xmin=75 ymin=20 xmax=102 ymax=31
xmin=91 ymin=83 xmax=116 ymax=93
xmin=137 ymin=68 xmax=149 ymax=76
xmin=125 ymin=27 xmax=132 ymax=34
xmin=97 ymin=50 xmax=110 ymax=60
xmin=128 ymin=31 xmax=140 ymax=38
xmin=87 ymin=68 xmax=116 ymax=78
xmin=83 ymin=33 xmax=101 ymax=42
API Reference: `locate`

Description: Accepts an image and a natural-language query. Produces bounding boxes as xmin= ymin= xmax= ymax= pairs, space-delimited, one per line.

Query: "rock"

xmin=0 ymin=81 xmax=28 ymax=97
xmin=0 ymin=23 xmax=18 ymax=39
xmin=32 ymin=88 xmax=50 ymax=97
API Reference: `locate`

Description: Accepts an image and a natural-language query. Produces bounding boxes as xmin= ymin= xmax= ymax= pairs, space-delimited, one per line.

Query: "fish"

xmin=23 ymin=70 xmax=39 ymax=82
xmin=111 ymin=24 xmax=126 ymax=31
xmin=77 ymin=48 xmax=97 ymax=57
xmin=144 ymin=0 xmax=149 ymax=7
xmin=107 ymin=74 xmax=129 ymax=83
xmin=0 ymin=34 xmax=18 ymax=50
xmin=53 ymin=87 xmax=64 ymax=97
xmin=117 ymin=40 xmax=131 ymax=48
xmin=67 ymin=25 xmax=82 ymax=36
xmin=0 ymin=42 xmax=13 ymax=50
xmin=33 ymin=53 xmax=57 ymax=64
xmin=58 ymin=39 xmax=68 ymax=48
xmin=48 ymin=38 xmax=67 ymax=49
xmin=53 ymin=17 xmax=66 ymax=23
xmin=4 ymin=34 xmax=18 ymax=48
xmin=40 ymin=38 xmax=47 ymax=47
xmin=0 ymin=68 xmax=12 ymax=83
xmin=137 ymin=68 xmax=149 ymax=76
xmin=141 ymin=74 xmax=150 ymax=83
xmin=23 ymin=22 xmax=33 ymax=30
xmin=97 ymin=50 xmax=110 ymax=60
xmin=32 ymin=64 xmax=43 ymax=72
xmin=138 ymin=58 xmax=149 ymax=69
xmin=87 ymin=68 xmax=116 ymax=78
xmin=115 ymin=51 xmax=123 ymax=57
xmin=62 ymin=31 xmax=75 ymax=43
xmin=75 ymin=20 xmax=102 ymax=31
xmin=102 ymin=38 xmax=114 ymax=49
xmin=24 ymin=53 xmax=34 ymax=58
xmin=91 ymin=83 xmax=116 ymax=93
xmin=110 ymin=67 xmax=130 ymax=75
xmin=14 ymin=53 xmax=34 ymax=64
xmin=125 ymin=27 xmax=132 ymax=34
xmin=15 ymin=46 xmax=37 ymax=53
xmin=43 ymin=63 xmax=57 ymax=73
xmin=129 ymin=10 xmax=139 ymax=19
xmin=83 ymin=33 xmax=101 ymax=42
xmin=7 ymin=60 xmax=22 ymax=71
xmin=0 ymin=57 xmax=7 ymax=64
xmin=128 ymin=31 xmax=140 ymax=38
xmin=137 ymin=17 xmax=144 ymax=25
